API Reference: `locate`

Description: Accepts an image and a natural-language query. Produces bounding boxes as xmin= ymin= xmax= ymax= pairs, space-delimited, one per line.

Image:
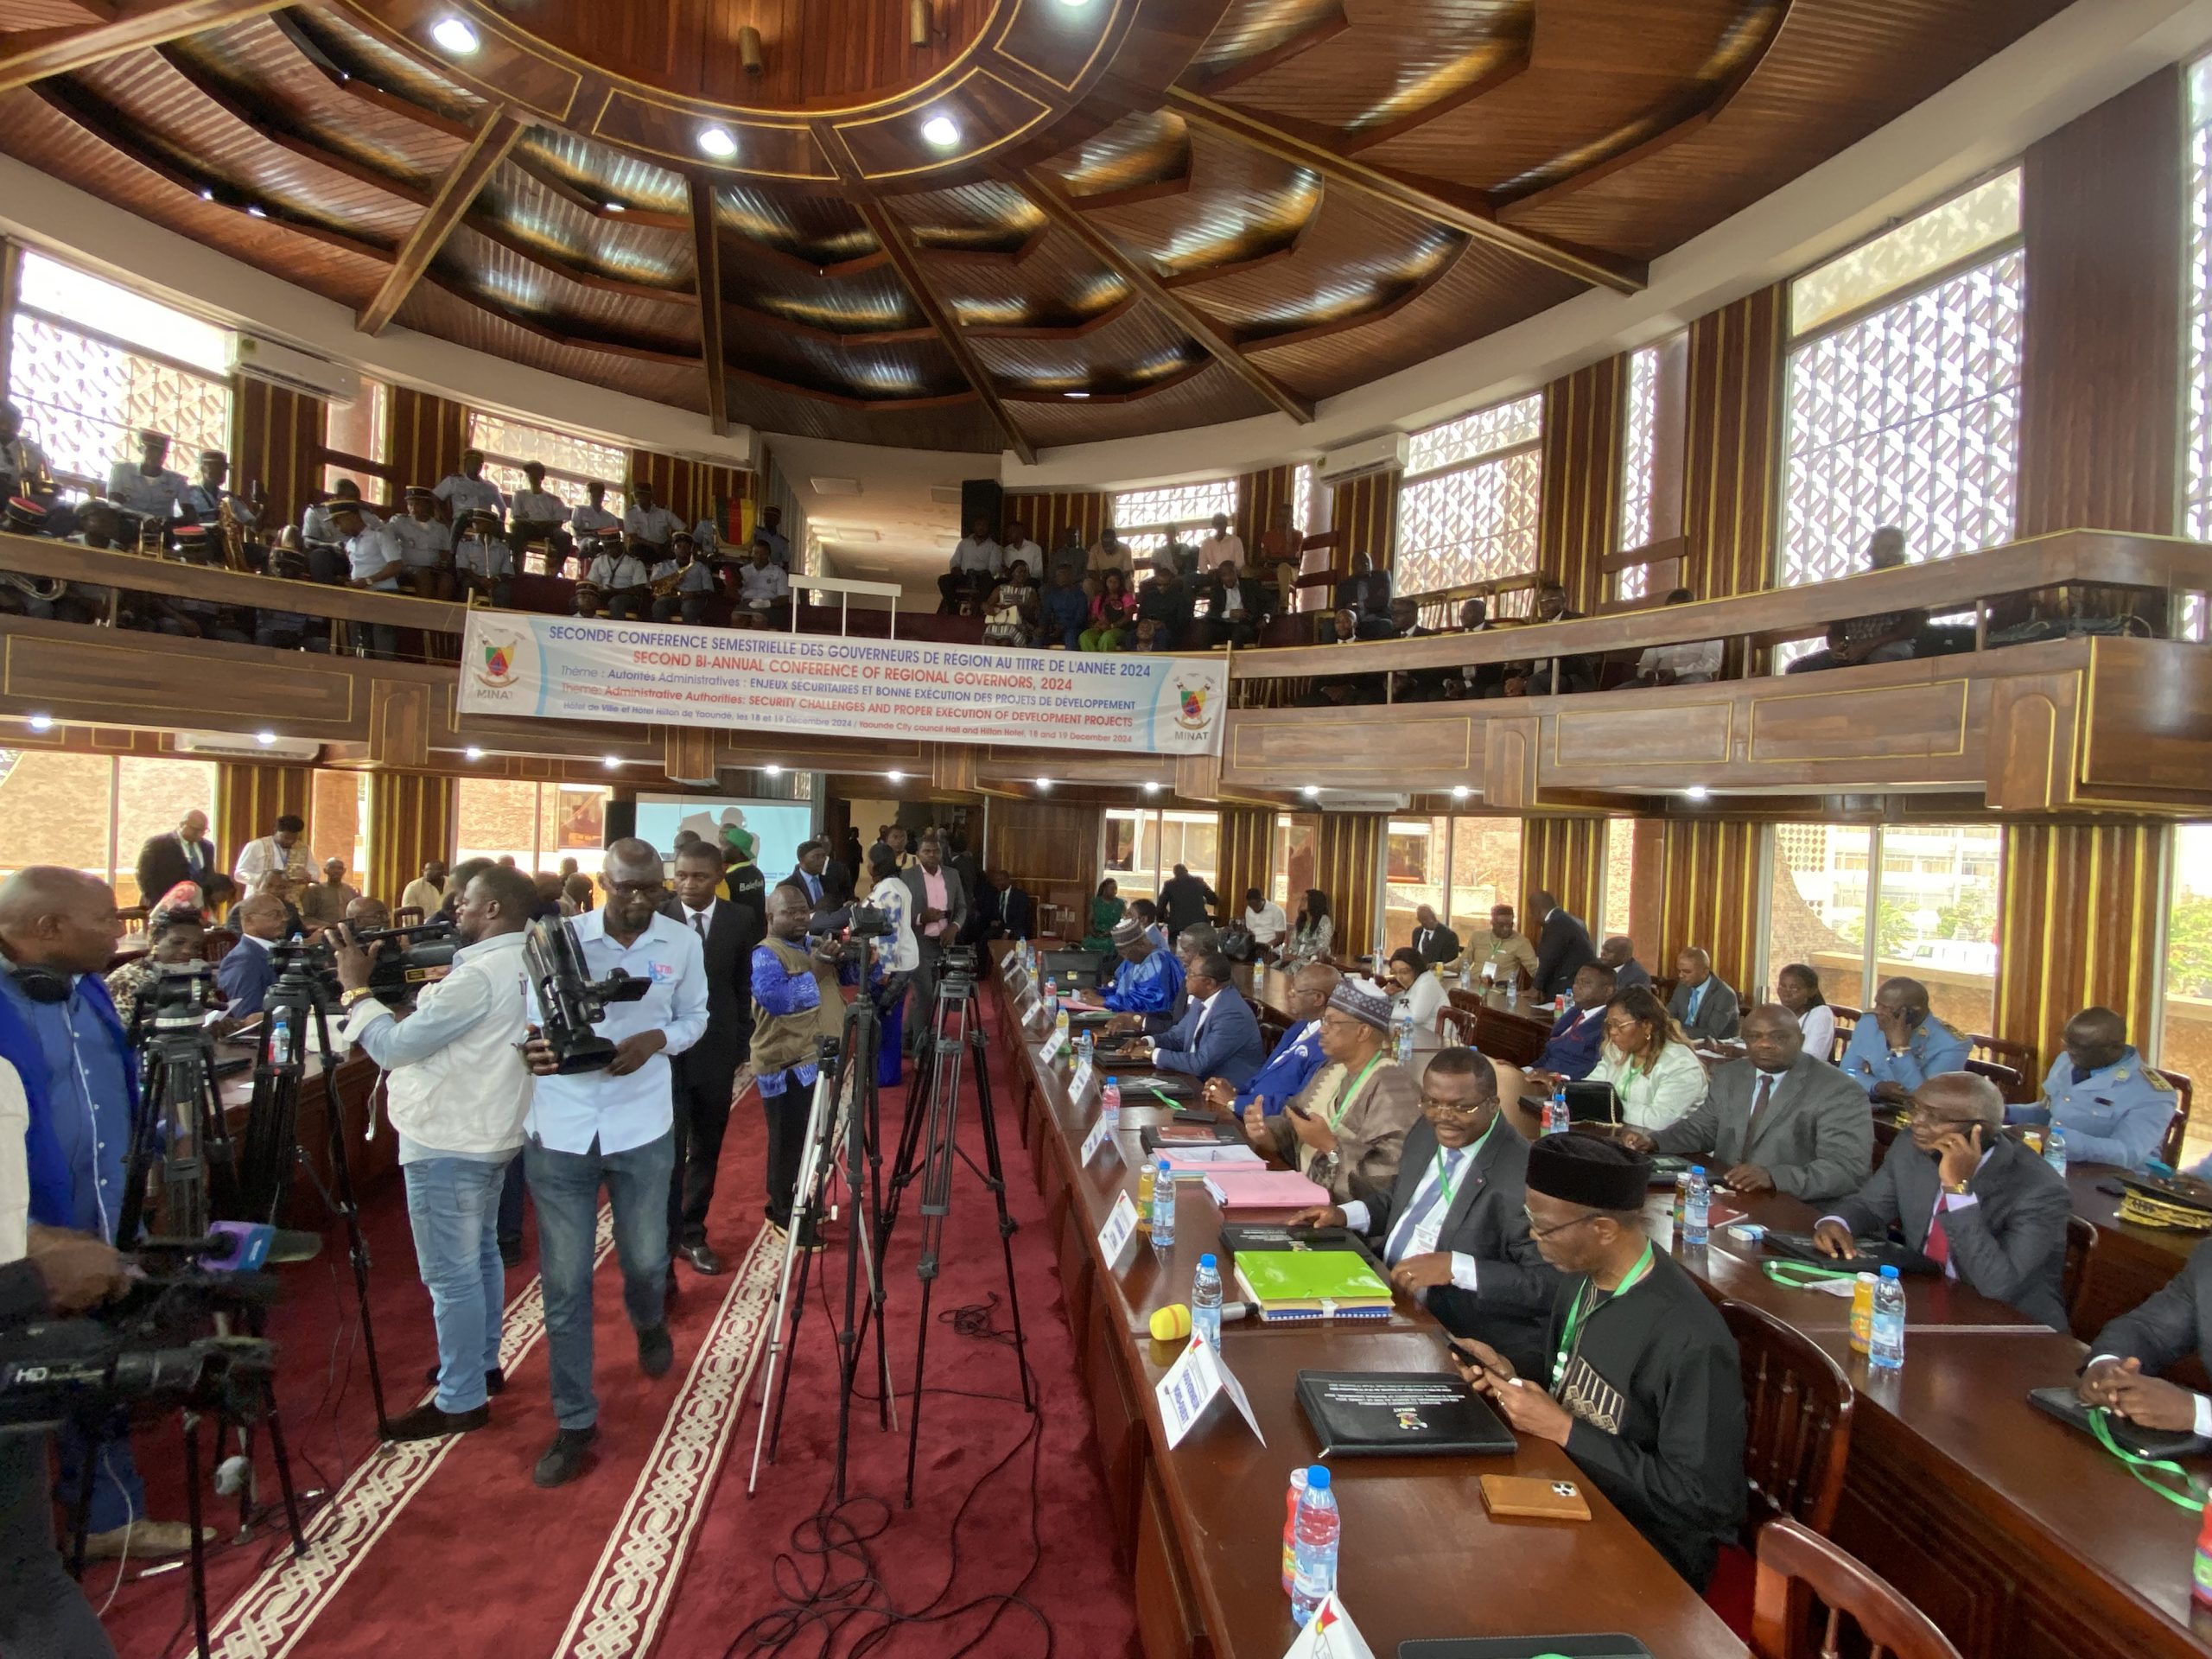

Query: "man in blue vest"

xmin=0 ymin=866 xmax=208 ymax=1558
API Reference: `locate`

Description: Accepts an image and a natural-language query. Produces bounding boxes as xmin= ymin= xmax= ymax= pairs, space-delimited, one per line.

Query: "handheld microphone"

xmin=1147 ymin=1300 xmax=1255 ymax=1341
xmin=137 ymin=1223 xmax=323 ymax=1272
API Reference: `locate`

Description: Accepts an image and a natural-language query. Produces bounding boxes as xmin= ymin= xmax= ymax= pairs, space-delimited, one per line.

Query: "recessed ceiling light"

xmin=1142 ymin=781 xmax=1159 ymax=795
xmin=696 ymin=126 xmax=738 ymax=160
xmin=920 ymin=114 xmax=960 ymax=149
xmin=1301 ymin=785 xmax=1320 ymax=799
xmin=255 ymin=730 xmax=277 ymax=746
xmin=887 ymin=770 xmax=905 ymax=783
xmin=1034 ymin=777 xmax=1052 ymax=791
xmin=1451 ymin=785 xmax=1470 ymax=800
xmin=764 ymin=764 xmax=783 ymax=776
xmin=604 ymin=201 xmax=625 ymax=213
xmin=429 ymin=16 xmax=479 ymax=54
xmin=465 ymin=746 xmax=484 ymax=760
xmin=199 ymin=188 xmax=215 ymax=201
xmin=26 ymin=714 xmax=53 ymax=732
xmin=603 ymin=754 xmax=622 ymax=769
xmin=1685 ymin=785 xmax=1710 ymax=801
xmin=245 ymin=204 xmax=268 ymax=219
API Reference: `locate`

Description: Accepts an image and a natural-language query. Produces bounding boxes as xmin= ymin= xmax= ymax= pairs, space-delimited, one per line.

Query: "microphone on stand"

xmin=1148 ymin=1300 xmax=1255 ymax=1341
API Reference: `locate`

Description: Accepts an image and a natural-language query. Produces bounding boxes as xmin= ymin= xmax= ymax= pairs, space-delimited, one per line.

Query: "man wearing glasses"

xmin=520 ymin=838 xmax=708 ymax=1488
xmin=1812 ymin=1071 xmax=2071 ymax=1329
xmin=1294 ymin=1046 xmax=1560 ymax=1377
xmin=1241 ymin=980 xmax=1419 ymax=1205
xmin=1450 ymin=1135 xmax=1745 ymax=1590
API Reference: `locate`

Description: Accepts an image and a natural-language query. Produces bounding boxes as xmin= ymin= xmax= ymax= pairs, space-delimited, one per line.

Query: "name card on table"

xmin=1281 ymin=1593 xmax=1375 ymax=1659
xmin=1155 ymin=1331 xmax=1265 ymax=1450
xmin=1070 ymin=1057 xmax=1094 ymax=1099
xmin=1097 ymin=1190 xmax=1140 ymax=1266
xmin=1081 ymin=1109 xmax=1114 ymax=1164
xmin=1039 ymin=1027 xmax=1068 ymax=1065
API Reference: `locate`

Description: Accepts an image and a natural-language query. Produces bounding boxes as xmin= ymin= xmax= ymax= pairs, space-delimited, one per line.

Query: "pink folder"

xmin=1201 ymin=1167 xmax=1332 ymax=1210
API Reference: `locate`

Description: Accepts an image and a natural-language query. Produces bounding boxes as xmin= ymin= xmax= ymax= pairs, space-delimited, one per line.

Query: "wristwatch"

xmin=340 ymin=987 xmax=375 ymax=1009
xmin=1942 ymin=1178 xmax=1971 ymax=1195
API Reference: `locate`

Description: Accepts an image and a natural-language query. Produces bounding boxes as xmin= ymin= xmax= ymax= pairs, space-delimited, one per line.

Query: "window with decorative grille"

xmin=1396 ymin=393 xmax=1543 ymax=610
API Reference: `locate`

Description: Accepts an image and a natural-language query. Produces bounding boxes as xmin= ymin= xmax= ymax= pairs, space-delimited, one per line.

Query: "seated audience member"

xmin=1785 ymin=525 xmax=1924 ymax=673
xmin=1477 ymin=904 xmax=1541 ymax=988
xmin=432 ymin=448 xmax=505 ymax=532
xmin=1241 ymin=887 xmax=1287 ymax=957
xmin=299 ymin=858 xmax=359 ymax=933
xmin=348 ymin=893 xmax=393 ymax=933
xmin=568 ymin=480 xmax=620 ymax=561
xmin=1040 ymin=566 xmax=1089 ymax=649
xmin=107 ymin=910 xmax=207 ymax=1028
xmin=1105 ymin=922 xmax=1216 ymax=1039
xmin=1279 ymin=888 xmax=1334 ymax=968
xmin=1586 ymin=985 xmax=1708 ymax=1133
xmin=215 ymin=893 xmax=289 ymax=1016
xmin=1667 ymin=947 xmax=1741 ymax=1041
xmin=1451 ymin=1135 xmax=1745 ymax=1590
xmin=400 ymin=860 xmax=448 ymax=918
xmin=562 ymin=873 xmax=594 ymax=916
xmin=301 ymin=477 xmax=378 ymax=575
xmin=1624 ymin=1005 xmax=1874 ymax=1201
xmin=1136 ymin=561 xmax=1193 ymax=650
xmin=1301 ymin=608 xmax=1388 ymax=707
xmin=1300 ymin=1046 xmax=1560 ymax=1376
xmin=753 ymin=504 xmax=791 ymax=569
xmin=388 ymin=486 xmax=454 ymax=601
xmin=1136 ymin=953 xmax=1268 ymax=1088
xmin=1084 ymin=526 xmax=1133 ymax=596
xmin=622 ymin=481 xmax=680 ymax=556
xmin=1838 ymin=976 xmax=1968 ymax=1104
xmin=1091 ymin=916 xmax=1185 ymax=1017
xmin=1205 ymin=963 xmax=1338 ymax=1117
xmin=1599 ymin=934 xmax=1651 ymax=991
xmin=938 ymin=515 xmax=1001 ymax=613
xmin=1127 ymin=897 xmax=1169 ymax=954
xmin=977 ymin=870 xmax=1035 ymax=941
xmin=1382 ymin=597 xmax=1461 ymax=700
xmin=1081 ymin=568 xmax=1137 ymax=650
xmin=1243 ymin=979 xmax=1420 ymax=1206
xmin=1776 ymin=963 xmax=1836 ymax=1061
xmin=1385 ymin=947 xmax=1446 ymax=1033
xmin=1195 ymin=512 xmax=1243 ymax=578
xmin=1204 ymin=560 xmax=1273 ymax=649
xmin=735 ymin=537 xmax=791 ymax=625
xmin=1630 ymin=589 xmax=1723 ymax=686
xmin=1452 ymin=597 xmax=1508 ymax=699
xmin=1530 ymin=963 xmax=1618 ymax=1083
xmin=1046 ymin=526 xmax=1086 ymax=591
xmin=2081 ymin=1236 xmax=2212 ymax=1433
xmin=983 ymin=559 xmax=1039 ymax=646
xmin=576 ymin=531 xmax=649 ymax=620
xmin=506 ymin=461 xmax=568 ymax=561
xmin=2007 ymin=1006 xmax=2177 ymax=1170
xmin=999 ymin=518 xmax=1044 ymax=587
xmin=650 ymin=533 xmax=720 ymax=626
xmin=1408 ymin=904 xmax=1460 ymax=969
xmin=452 ymin=508 xmax=513 ymax=607
xmin=1815 ymin=1071 xmax=2072 ymax=1329
xmin=1081 ymin=876 xmax=1124 ymax=950
xmin=1333 ymin=552 xmax=1393 ymax=637
xmin=1256 ymin=497 xmax=1305 ymax=586
xmin=1502 ymin=582 xmax=1594 ymax=696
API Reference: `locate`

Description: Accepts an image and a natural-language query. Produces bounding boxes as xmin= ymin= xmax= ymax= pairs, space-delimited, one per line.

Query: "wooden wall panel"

xmin=1313 ymin=812 xmax=1382 ymax=958
xmin=629 ymin=451 xmax=752 ymax=536
xmin=1215 ymin=804 xmax=1274 ymax=918
xmin=214 ymin=762 xmax=313 ymax=879
xmin=232 ymin=378 xmax=326 ymax=537
xmin=388 ymin=385 xmax=469 ymax=495
xmin=984 ymin=798 xmax=1103 ymax=921
xmin=1539 ymin=356 xmax=1627 ymax=615
xmin=2017 ymin=68 xmax=2183 ymax=538
xmin=1993 ymin=823 xmax=2167 ymax=1068
xmin=1330 ymin=470 xmax=1399 ymax=576
xmin=1236 ymin=463 xmax=1299 ymax=552
xmin=368 ymin=772 xmax=456 ymax=908
xmin=1005 ymin=489 xmax=1108 ymax=554
xmin=1683 ymin=284 xmax=1787 ymax=599
xmin=1521 ymin=818 xmax=1605 ymax=937
xmin=1646 ymin=817 xmax=1763 ymax=995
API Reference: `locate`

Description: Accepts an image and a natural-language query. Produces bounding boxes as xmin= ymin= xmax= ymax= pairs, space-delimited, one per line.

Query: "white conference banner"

xmin=457 ymin=612 xmax=1228 ymax=757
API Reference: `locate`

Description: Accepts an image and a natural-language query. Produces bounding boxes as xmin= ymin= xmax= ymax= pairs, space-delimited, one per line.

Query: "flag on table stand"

xmin=1282 ymin=1592 xmax=1375 ymax=1659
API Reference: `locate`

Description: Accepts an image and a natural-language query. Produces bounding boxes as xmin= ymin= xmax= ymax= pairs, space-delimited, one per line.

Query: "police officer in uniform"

xmin=2008 ymin=1006 xmax=2177 ymax=1170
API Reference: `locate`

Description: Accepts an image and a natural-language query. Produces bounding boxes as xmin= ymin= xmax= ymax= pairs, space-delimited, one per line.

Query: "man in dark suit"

xmin=978 ymin=870 xmax=1035 ymax=942
xmin=135 ymin=809 xmax=217 ymax=906
xmin=1529 ymin=887 xmax=1597 ymax=1000
xmin=1138 ymin=954 xmax=1267 ymax=1089
xmin=1530 ymin=963 xmax=1616 ymax=1082
xmin=776 ymin=839 xmax=833 ymax=914
xmin=1295 ymin=1046 xmax=1560 ymax=1377
xmin=1814 ymin=1071 xmax=2072 ymax=1329
xmin=1408 ymin=905 xmax=1460 ymax=969
xmin=820 ymin=848 xmax=855 ymax=909
xmin=1667 ymin=947 xmax=1741 ymax=1040
xmin=2082 ymin=1237 xmax=2212 ymax=1433
xmin=1332 ymin=551 xmax=1393 ymax=638
xmin=1201 ymin=560 xmax=1275 ymax=648
xmin=900 ymin=831 xmax=969 ymax=1052
xmin=1628 ymin=1004 xmax=1873 ymax=1202
xmin=662 ymin=840 xmax=758 ymax=1276
xmin=1158 ymin=863 xmax=1217 ymax=937
xmin=213 ymin=893 xmax=287 ymax=1017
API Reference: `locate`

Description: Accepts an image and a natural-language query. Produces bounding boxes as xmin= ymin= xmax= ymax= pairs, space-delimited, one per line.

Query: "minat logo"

xmin=474 ymin=632 xmax=524 ymax=690
xmin=1171 ymin=677 xmax=1213 ymax=732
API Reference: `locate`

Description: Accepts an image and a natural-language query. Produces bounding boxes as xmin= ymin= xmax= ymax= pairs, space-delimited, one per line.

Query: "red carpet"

xmin=90 ymin=988 xmax=1136 ymax=1659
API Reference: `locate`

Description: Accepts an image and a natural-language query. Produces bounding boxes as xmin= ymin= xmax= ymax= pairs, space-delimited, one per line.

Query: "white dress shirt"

xmin=1634 ymin=637 xmax=1724 ymax=681
xmin=587 ymin=551 xmax=649 ymax=590
xmin=1197 ymin=531 xmax=1244 ymax=575
xmin=346 ymin=526 xmax=402 ymax=589
xmin=302 ymin=500 xmax=380 ymax=543
xmin=344 ymin=931 xmax=532 ymax=1161
xmin=949 ymin=536 xmax=1002 ymax=576
xmin=387 ymin=514 xmax=452 ymax=568
xmin=234 ymin=836 xmax=303 ymax=888
xmin=1340 ymin=1130 xmax=1489 ymax=1292
xmin=625 ymin=505 xmax=681 ymax=547
xmin=106 ymin=463 xmax=188 ymax=519
xmin=509 ymin=488 xmax=566 ymax=526
xmin=433 ymin=473 xmax=505 ymax=520
xmin=524 ymin=909 xmax=707 ymax=1154
xmin=1001 ymin=538 xmax=1044 ymax=577
xmin=1244 ymin=899 xmax=1287 ymax=946
xmin=570 ymin=501 xmax=620 ymax=537
xmin=739 ymin=561 xmax=790 ymax=606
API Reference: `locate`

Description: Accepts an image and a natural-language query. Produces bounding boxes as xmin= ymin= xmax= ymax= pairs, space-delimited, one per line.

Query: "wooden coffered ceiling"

xmin=0 ymin=0 xmax=2071 ymax=458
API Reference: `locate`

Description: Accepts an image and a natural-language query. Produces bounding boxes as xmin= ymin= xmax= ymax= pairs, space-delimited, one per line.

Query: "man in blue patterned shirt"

xmin=1090 ymin=915 xmax=1185 ymax=1017
xmin=750 ymin=887 xmax=843 ymax=1246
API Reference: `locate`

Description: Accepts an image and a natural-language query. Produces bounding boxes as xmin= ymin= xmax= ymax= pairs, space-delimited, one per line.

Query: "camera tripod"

xmin=880 ymin=960 xmax=1033 ymax=1508
xmin=747 ymin=969 xmax=900 ymax=1503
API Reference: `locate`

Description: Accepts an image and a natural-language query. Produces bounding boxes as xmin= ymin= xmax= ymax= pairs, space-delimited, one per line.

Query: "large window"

xmin=467 ymin=410 xmax=628 ymax=517
xmin=1396 ymin=393 xmax=1542 ymax=606
xmin=8 ymin=251 xmax=232 ymax=490
xmin=455 ymin=779 xmax=609 ymax=876
xmin=2182 ymin=59 xmax=2212 ymax=640
xmin=1109 ymin=478 xmax=1241 ymax=569
xmin=1379 ymin=816 xmax=1522 ymax=952
xmin=1102 ymin=806 xmax=1218 ymax=905
xmin=323 ymin=375 xmax=392 ymax=505
xmin=1602 ymin=818 xmax=1637 ymax=943
xmin=1616 ymin=346 xmax=1661 ymax=601
xmin=0 ymin=751 xmax=219 ymax=907
xmin=1765 ymin=822 xmax=1999 ymax=1032
xmin=2164 ymin=825 xmax=2212 ymax=1164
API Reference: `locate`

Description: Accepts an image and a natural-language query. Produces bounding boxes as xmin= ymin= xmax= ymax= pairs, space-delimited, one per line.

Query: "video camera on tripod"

xmin=805 ymin=901 xmax=897 ymax=968
xmin=524 ymin=914 xmax=650 ymax=1072
xmin=270 ymin=919 xmax=458 ymax=1010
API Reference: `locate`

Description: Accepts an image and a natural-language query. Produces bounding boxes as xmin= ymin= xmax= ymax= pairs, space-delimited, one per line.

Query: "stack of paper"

xmin=1232 ymin=1251 xmax=1395 ymax=1322
xmin=1158 ymin=1146 xmax=1263 ymax=1179
xmin=1200 ymin=1167 xmax=1331 ymax=1211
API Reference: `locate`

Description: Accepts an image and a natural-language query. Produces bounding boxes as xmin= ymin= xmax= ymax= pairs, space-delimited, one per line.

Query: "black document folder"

xmin=1295 ymin=1370 xmax=1517 ymax=1457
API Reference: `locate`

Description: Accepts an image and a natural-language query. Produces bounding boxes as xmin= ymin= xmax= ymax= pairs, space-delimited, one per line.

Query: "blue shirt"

xmin=1241 ymin=1019 xmax=1327 ymax=1116
xmin=1685 ymin=979 xmax=1710 ymax=1021
xmin=1838 ymin=1012 xmax=1970 ymax=1096
xmin=1101 ymin=947 xmax=1185 ymax=1015
xmin=0 ymin=973 xmax=134 ymax=1238
xmin=2014 ymin=1046 xmax=2175 ymax=1170
xmin=524 ymin=909 xmax=707 ymax=1154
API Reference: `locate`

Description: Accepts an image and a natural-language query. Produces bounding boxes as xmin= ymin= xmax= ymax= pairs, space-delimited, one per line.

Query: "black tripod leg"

xmin=762 ymin=1232 xmax=819 ymax=1465
xmin=314 ymin=1039 xmax=395 ymax=1440
xmin=65 ymin=1418 xmax=97 ymax=1581
xmin=902 ymin=1263 xmax=938 ymax=1510
xmin=182 ymin=1413 xmax=212 ymax=1659
xmin=259 ymin=1391 xmax=308 ymax=1554
xmin=968 ymin=1017 xmax=1034 ymax=1411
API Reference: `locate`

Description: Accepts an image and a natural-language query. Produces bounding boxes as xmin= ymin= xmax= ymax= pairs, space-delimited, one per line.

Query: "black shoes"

xmin=533 ymin=1425 xmax=598 ymax=1489
xmin=679 ymin=1241 xmax=724 ymax=1275
xmin=421 ymin=1363 xmax=505 ymax=1395
xmin=499 ymin=1236 xmax=523 ymax=1269
xmin=638 ymin=1323 xmax=674 ymax=1379
xmin=385 ymin=1402 xmax=490 ymax=1443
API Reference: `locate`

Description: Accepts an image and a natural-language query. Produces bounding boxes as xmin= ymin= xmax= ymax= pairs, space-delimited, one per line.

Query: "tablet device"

xmin=1761 ymin=1230 xmax=1941 ymax=1276
xmin=2026 ymin=1385 xmax=2212 ymax=1460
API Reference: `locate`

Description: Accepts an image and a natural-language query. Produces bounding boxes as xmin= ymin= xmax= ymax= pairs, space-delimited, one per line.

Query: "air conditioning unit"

xmin=175 ymin=730 xmax=321 ymax=762
xmin=1314 ymin=432 xmax=1410 ymax=488
xmin=227 ymin=335 xmax=363 ymax=405
xmin=1305 ymin=791 xmax=1411 ymax=813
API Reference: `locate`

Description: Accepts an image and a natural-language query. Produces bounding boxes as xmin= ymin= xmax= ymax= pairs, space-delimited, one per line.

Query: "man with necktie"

xmin=1408 ymin=905 xmax=1461 ymax=969
xmin=776 ymin=839 xmax=832 ymax=915
xmin=661 ymin=842 xmax=755 ymax=1278
xmin=134 ymin=809 xmax=216 ymax=906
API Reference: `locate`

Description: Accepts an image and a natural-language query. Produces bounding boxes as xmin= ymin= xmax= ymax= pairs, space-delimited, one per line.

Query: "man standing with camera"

xmin=751 ymin=887 xmax=845 ymax=1245
xmin=520 ymin=839 xmax=705 ymax=1488
xmin=663 ymin=840 xmax=757 ymax=1279
xmin=333 ymin=865 xmax=537 ymax=1441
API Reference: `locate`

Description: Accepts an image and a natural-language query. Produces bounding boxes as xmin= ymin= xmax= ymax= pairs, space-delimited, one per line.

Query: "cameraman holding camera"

xmin=331 ymin=864 xmax=537 ymax=1442
xmin=520 ymin=839 xmax=705 ymax=1489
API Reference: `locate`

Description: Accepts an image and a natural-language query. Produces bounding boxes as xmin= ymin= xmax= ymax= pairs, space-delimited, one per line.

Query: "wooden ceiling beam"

xmin=0 ymin=0 xmax=287 ymax=94
xmin=1338 ymin=39 xmax=1532 ymax=156
xmin=359 ymin=105 xmax=528 ymax=336
xmin=1161 ymin=87 xmax=1646 ymax=295
xmin=1017 ymin=166 xmax=1314 ymax=424
xmin=689 ymin=177 xmax=728 ymax=435
xmin=1191 ymin=3 xmax=1349 ymax=97
xmin=726 ymin=363 xmax=980 ymax=415
xmin=855 ymin=199 xmax=1038 ymax=465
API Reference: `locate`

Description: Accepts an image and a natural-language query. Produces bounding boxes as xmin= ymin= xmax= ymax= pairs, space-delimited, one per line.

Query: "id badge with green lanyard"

xmin=1408 ymin=1119 xmax=1492 ymax=1259
xmin=1552 ymin=1242 xmax=1656 ymax=1390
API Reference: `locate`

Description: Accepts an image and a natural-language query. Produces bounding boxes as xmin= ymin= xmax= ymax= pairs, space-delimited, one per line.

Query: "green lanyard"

xmin=1432 ymin=1118 xmax=1494 ymax=1211
xmin=1325 ymin=1053 xmax=1389 ymax=1131
xmin=2088 ymin=1408 xmax=2209 ymax=1512
xmin=1552 ymin=1243 xmax=1655 ymax=1389
xmin=1762 ymin=1261 xmax=1860 ymax=1288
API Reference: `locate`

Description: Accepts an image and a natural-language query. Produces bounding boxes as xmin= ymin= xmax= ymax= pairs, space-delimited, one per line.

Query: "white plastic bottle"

xmin=1289 ymin=1465 xmax=1342 ymax=1626
xmin=1150 ymin=1157 xmax=1176 ymax=1248
xmin=2044 ymin=1122 xmax=2069 ymax=1177
xmin=1101 ymin=1076 xmax=1122 ymax=1128
xmin=1392 ymin=1002 xmax=1416 ymax=1065
xmin=1869 ymin=1264 xmax=1907 ymax=1372
xmin=1682 ymin=1165 xmax=1711 ymax=1248
xmin=1191 ymin=1254 xmax=1222 ymax=1347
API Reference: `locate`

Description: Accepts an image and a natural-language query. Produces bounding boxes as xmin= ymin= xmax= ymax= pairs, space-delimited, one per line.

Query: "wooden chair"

xmin=1967 ymin=1034 xmax=2038 ymax=1104
xmin=2063 ymin=1212 xmax=2100 ymax=1337
xmin=1751 ymin=1517 xmax=1962 ymax=1659
xmin=1963 ymin=1058 xmax=2024 ymax=1103
xmin=118 ymin=905 xmax=149 ymax=937
xmin=1721 ymin=1301 xmax=1855 ymax=1539
xmin=1827 ymin=1005 xmax=1861 ymax=1065
xmin=395 ymin=906 xmax=425 ymax=926
xmin=2155 ymin=1068 xmax=2196 ymax=1167
xmin=1438 ymin=1004 xmax=1479 ymax=1048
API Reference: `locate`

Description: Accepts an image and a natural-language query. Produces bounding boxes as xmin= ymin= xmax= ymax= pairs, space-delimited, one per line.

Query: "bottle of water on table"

xmin=1101 ymin=1075 xmax=1122 ymax=1128
xmin=1392 ymin=1002 xmax=1415 ymax=1065
xmin=1869 ymin=1264 xmax=1906 ymax=1372
xmin=1682 ymin=1165 xmax=1710 ymax=1248
xmin=1191 ymin=1253 xmax=1222 ymax=1347
xmin=2044 ymin=1122 xmax=2068 ymax=1176
xmin=1290 ymin=1465 xmax=1341 ymax=1626
xmin=1546 ymin=1081 xmax=1567 ymax=1135
xmin=1150 ymin=1156 xmax=1176 ymax=1248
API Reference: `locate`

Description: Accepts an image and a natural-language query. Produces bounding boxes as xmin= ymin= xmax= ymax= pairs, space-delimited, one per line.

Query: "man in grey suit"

xmin=1294 ymin=1046 xmax=1560 ymax=1378
xmin=900 ymin=830 xmax=968 ymax=1052
xmin=1813 ymin=1072 xmax=2072 ymax=1330
xmin=1624 ymin=1005 xmax=1872 ymax=1202
xmin=1667 ymin=946 xmax=1740 ymax=1041
xmin=2082 ymin=1238 xmax=2212 ymax=1433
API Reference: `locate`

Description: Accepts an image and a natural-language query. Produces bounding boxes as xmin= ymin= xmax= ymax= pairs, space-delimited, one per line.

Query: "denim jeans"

xmin=524 ymin=1129 xmax=674 ymax=1430
xmin=404 ymin=1154 xmax=512 ymax=1412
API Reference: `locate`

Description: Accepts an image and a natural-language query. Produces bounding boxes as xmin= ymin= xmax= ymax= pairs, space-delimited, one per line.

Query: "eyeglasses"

xmin=1421 ymin=1096 xmax=1489 ymax=1120
xmin=1318 ymin=1012 xmax=1364 ymax=1032
xmin=1601 ymin=1018 xmax=1643 ymax=1035
xmin=1522 ymin=1209 xmax=1602 ymax=1241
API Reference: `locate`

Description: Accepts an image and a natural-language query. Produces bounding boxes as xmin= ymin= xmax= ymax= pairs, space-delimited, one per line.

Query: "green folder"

xmin=1232 ymin=1249 xmax=1394 ymax=1318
